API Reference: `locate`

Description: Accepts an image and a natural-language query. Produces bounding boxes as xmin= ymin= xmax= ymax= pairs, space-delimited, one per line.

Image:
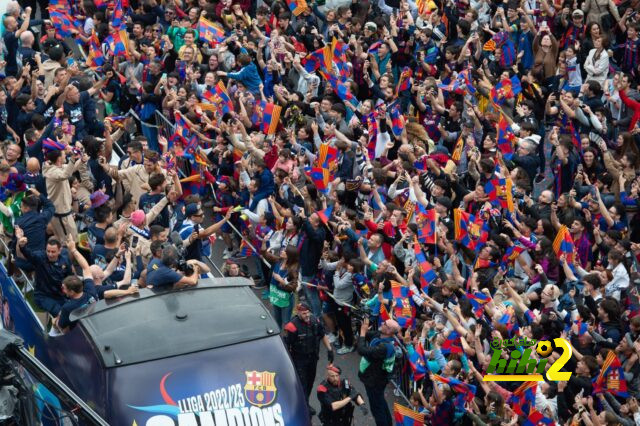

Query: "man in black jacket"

xmin=12 ymin=190 xmax=55 ymax=272
xmin=298 ymin=210 xmax=326 ymax=317
xmin=356 ymin=317 xmax=400 ymax=426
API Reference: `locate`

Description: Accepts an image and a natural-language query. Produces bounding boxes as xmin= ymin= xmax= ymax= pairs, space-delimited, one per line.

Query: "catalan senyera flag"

xmin=285 ymin=0 xmax=308 ymax=16
xmin=552 ymin=225 xmax=575 ymax=265
xmin=86 ymin=31 xmax=105 ymax=69
xmin=451 ymin=136 xmax=464 ymax=163
xmin=106 ymin=29 xmax=130 ymax=58
xmin=593 ymin=350 xmax=629 ymax=397
xmin=198 ymin=17 xmax=226 ymax=44
xmin=393 ymin=402 xmax=424 ymax=426
xmin=317 ymin=143 xmax=338 ymax=171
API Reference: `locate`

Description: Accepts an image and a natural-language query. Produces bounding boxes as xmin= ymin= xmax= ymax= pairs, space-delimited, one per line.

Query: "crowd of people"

xmin=0 ymin=0 xmax=640 ymax=423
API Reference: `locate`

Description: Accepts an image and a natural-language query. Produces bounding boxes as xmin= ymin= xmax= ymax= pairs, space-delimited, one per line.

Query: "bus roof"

xmin=69 ymin=278 xmax=280 ymax=368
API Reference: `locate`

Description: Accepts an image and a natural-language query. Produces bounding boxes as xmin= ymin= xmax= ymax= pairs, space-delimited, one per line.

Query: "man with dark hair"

xmin=16 ymin=232 xmax=73 ymax=316
xmin=12 ymin=190 xmax=55 ymax=271
xmin=55 ymin=236 xmax=98 ymax=332
xmin=145 ymin=245 xmax=205 ymax=289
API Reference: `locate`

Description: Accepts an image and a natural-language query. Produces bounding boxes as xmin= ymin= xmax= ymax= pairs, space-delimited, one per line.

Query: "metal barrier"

xmin=0 ymin=237 xmax=34 ymax=295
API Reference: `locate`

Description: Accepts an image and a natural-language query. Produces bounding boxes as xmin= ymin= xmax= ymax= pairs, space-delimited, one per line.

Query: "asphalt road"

xmin=205 ymin=228 xmax=398 ymax=425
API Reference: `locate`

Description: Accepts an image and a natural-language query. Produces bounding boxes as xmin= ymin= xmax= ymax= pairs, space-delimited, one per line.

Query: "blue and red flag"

xmin=453 ymin=209 xmax=489 ymax=252
xmin=414 ymin=241 xmax=437 ymax=289
xmin=415 ymin=207 xmax=437 ymax=244
xmin=285 ymin=0 xmax=308 ymax=16
xmin=317 ymin=143 xmax=338 ymax=171
xmin=86 ymin=31 xmax=105 ymax=69
xmin=552 ymin=225 xmax=575 ymax=265
xmin=502 ymin=245 xmax=524 ymax=269
xmin=593 ymin=350 xmax=629 ymax=397
xmin=575 ymin=319 xmax=589 ymax=335
xmin=407 ymin=342 xmax=427 ymax=382
xmin=497 ymin=114 xmax=516 ymax=159
xmin=317 ymin=205 xmax=333 ymax=225
xmin=395 ymin=67 xmax=412 ymax=97
xmin=171 ymin=112 xmax=193 ymax=146
xmin=465 ymin=291 xmax=491 ymax=317
xmin=105 ymin=29 xmax=130 ymax=58
xmin=198 ymin=16 xmax=226 ymax=44
xmin=390 ymin=102 xmax=405 ymax=137
xmin=111 ymin=0 xmax=125 ymax=29
xmin=523 ymin=410 xmax=556 ymax=426
xmin=391 ymin=281 xmax=416 ymax=329
xmin=320 ymin=71 xmax=359 ymax=108
xmin=491 ymin=75 xmax=522 ymax=105
xmin=365 ymin=113 xmax=378 ymax=160
xmin=559 ymin=113 xmax=582 ymax=152
xmin=48 ymin=8 xmax=78 ymax=38
xmin=508 ymin=382 xmax=537 ymax=416
xmin=432 ymin=374 xmax=477 ymax=410
xmin=255 ymin=101 xmax=281 ymax=135
xmin=332 ymin=38 xmax=349 ymax=80
xmin=485 ymin=177 xmax=510 ymax=209
xmin=203 ymin=82 xmax=234 ymax=115
xmin=393 ymin=402 xmax=424 ymax=425
xmin=307 ymin=167 xmax=330 ymax=194
xmin=499 ymin=305 xmax=520 ymax=336
xmin=441 ymin=330 xmax=463 ymax=355
xmin=238 ymin=240 xmax=255 ymax=257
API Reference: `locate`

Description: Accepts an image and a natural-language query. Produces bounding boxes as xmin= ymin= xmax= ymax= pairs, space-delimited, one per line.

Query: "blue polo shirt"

xmin=146 ymin=258 xmax=182 ymax=288
xmin=58 ymin=279 xmax=98 ymax=329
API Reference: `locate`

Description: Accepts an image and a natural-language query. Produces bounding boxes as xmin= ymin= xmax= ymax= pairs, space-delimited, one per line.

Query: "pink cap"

xmin=130 ymin=210 xmax=145 ymax=227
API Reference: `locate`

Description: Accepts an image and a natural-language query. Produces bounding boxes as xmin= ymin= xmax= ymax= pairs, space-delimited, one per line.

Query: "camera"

xmin=177 ymin=259 xmax=194 ymax=276
xmin=351 ymin=299 xmax=374 ymax=321
xmin=168 ymin=231 xmax=195 ymax=276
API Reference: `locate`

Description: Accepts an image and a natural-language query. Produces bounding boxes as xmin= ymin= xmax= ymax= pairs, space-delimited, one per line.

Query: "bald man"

xmin=356 ymin=317 xmax=400 ymax=426
xmin=89 ymin=248 xmax=138 ymax=300
xmin=24 ymin=157 xmax=47 ymax=196
xmin=3 ymin=8 xmax=31 ymax=76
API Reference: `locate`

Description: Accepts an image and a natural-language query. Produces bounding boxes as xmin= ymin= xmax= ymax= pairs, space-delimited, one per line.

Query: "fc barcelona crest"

xmin=244 ymin=371 xmax=277 ymax=407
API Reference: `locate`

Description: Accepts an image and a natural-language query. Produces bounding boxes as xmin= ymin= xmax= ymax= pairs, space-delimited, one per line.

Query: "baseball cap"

xmin=364 ymin=22 xmax=377 ymax=31
xmin=185 ymin=203 xmax=201 ymax=217
xmin=435 ymin=196 xmax=452 ymax=210
xmin=572 ymin=9 xmax=584 ymax=17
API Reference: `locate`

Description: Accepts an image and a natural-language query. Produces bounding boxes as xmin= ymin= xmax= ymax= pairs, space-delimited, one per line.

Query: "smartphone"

xmin=67 ymin=57 xmax=75 ymax=66
xmin=161 ymin=72 xmax=167 ymax=80
xmin=132 ymin=236 xmax=139 ymax=249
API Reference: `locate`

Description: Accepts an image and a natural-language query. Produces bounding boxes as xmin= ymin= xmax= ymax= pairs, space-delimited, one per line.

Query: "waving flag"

xmin=574 ymin=319 xmax=589 ymax=336
xmin=393 ymin=403 xmax=424 ymax=426
xmin=307 ymin=167 xmax=330 ymax=194
xmin=499 ymin=305 xmax=520 ymax=336
xmin=451 ymin=136 xmax=464 ymax=163
xmin=552 ymin=225 xmax=575 ymax=265
xmin=593 ymin=350 xmax=629 ymax=397
xmin=332 ymin=38 xmax=349 ymax=80
xmin=317 ymin=143 xmax=338 ymax=171
xmin=303 ymin=47 xmax=329 ymax=73
xmin=508 ymin=382 xmax=537 ymax=416
xmin=112 ymin=0 xmax=125 ymax=29
xmin=414 ymin=241 xmax=437 ymax=289
xmin=491 ymin=76 xmax=522 ymax=105
xmin=285 ymin=0 xmax=308 ymax=16
xmin=317 ymin=205 xmax=333 ymax=225
xmin=559 ymin=113 xmax=582 ymax=152
xmin=203 ymin=82 xmax=234 ymax=115
xmin=415 ymin=207 xmax=437 ymax=244
xmin=432 ymin=374 xmax=477 ymax=410
xmin=407 ymin=343 xmax=427 ymax=382
xmin=238 ymin=240 xmax=255 ymax=257
xmin=365 ymin=112 xmax=378 ymax=160
xmin=454 ymin=209 xmax=489 ymax=252
xmin=441 ymin=330 xmax=463 ymax=355
xmin=171 ymin=112 xmax=193 ymax=146
xmin=198 ymin=16 xmax=226 ymax=44
xmin=485 ymin=177 xmax=511 ymax=209
xmin=458 ymin=68 xmax=476 ymax=94
xmin=86 ymin=31 xmax=105 ymax=69
xmin=391 ymin=281 xmax=416 ymax=329
xmin=395 ymin=67 xmax=413 ymax=97
xmin=320 ymin=71 xmax=358 ymax=108
xmin=502 ymin=244 xmax=524 ymax=268
xmin=524 ymin=410 xmax=556 ymax=426
xmin=256 ymin=101 xmax=281 ymax=135
xmin=497 ymin=113 xmax=516 ymax=159
xmin=105 ymin=29 xmax=131 ymax=58
xmin=48 ymin=9 xmax=78 ymax=37
xmin=465 ymin=291 xmax=491 ymax=317
xmin=390 ymin=102 xmax=405 ymax=137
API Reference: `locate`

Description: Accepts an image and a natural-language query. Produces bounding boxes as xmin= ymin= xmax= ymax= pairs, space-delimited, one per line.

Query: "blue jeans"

xmin=301 ymin=275 xmax=321 ymax=318
xmin=364 ymin=383 xmax=392 ymax=426
xmin=272 ymin=297 xmax=294 ymax=330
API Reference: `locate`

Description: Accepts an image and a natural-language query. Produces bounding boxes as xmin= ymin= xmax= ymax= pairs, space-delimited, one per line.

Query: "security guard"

xmin=283 ymin=303 xmax=334 ymax=416
xmin=317 ymin=365 xmax=368 ymax=425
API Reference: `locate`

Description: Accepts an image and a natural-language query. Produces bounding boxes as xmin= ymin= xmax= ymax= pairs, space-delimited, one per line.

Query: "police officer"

xmin=283 ymin=303 xmax=334 ymax=416
xmin=317 ymin=365 xmax=368 ymax=425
